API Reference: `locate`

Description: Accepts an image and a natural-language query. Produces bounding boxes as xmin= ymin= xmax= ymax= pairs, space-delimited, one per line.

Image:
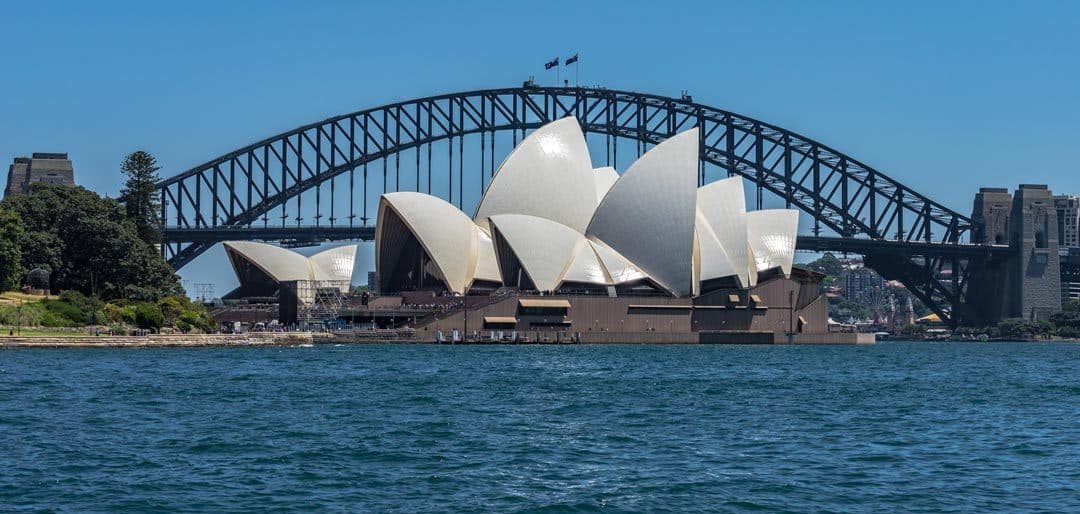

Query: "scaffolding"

xmin=293 ymin=280 xmax=349 ymax=324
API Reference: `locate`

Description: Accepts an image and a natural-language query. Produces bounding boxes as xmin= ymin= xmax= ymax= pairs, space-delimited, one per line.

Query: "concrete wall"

xmin=1 ymin=333 xmax=314 ymax=348
xmin=4 ymin=160 xmax=29 ymax=198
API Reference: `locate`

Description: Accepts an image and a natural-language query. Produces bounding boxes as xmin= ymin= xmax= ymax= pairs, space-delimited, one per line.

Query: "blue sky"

xmin=3 ymin=1 xmax=1078 ymax=296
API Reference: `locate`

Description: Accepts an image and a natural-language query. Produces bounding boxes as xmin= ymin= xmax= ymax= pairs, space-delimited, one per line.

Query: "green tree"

xmin=997 ymin=318 xmax=1040 ymax=340
xmin=804 ymin=252 xmax=845 ymax=277
xmin=119 ymin=151 xmax=162 ymax=244
xmin=2 ymin=184 xmax=181 ymax=300
xmin=1050 ymin=299 xmax=1080 ymax=333
xmin=0 ymin=208 xmax=24 ymax=290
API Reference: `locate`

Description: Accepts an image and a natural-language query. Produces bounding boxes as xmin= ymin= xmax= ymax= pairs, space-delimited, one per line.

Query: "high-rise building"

xmin=1063 ymin=248 xmax=1080 ymax=303
xmin=842 ymin=266 xmax=885 ymax=304
xmin=1054 ymin=195 xmax=1080 ymax=249
xmin=4 ymin=153 xmax=76 ymax=198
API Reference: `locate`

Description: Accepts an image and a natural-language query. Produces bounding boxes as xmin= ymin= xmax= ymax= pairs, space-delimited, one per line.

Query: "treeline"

xmin=0 ymin=151 xmax=175 ymax=298
xmin=953 ymin=301 xmax=1080 ymax=340
xmin=0 ymin=152 xmax=214 ymax=333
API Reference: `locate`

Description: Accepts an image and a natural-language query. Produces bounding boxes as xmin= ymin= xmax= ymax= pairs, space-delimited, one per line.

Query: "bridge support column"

xmin=1005 ymin=184 xmax=1061 ymax=321
xmin=963 ymin=188 xmax=1014 ymax=325
xmin=969 ymin=184 xmax=1061 ymax=324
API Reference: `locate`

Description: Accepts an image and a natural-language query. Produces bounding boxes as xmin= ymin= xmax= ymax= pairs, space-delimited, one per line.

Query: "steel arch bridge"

xmin=157 ymin=85 xmax=1011 ymax=327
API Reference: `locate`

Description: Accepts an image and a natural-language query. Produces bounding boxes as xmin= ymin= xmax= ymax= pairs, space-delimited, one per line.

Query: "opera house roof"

xmin=376 ymin=117 xmax=798 ymax=297
xmin=223 ymin=241 xmax=357 ymax=301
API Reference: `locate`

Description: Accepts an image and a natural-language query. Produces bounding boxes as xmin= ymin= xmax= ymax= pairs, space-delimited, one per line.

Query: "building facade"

xmin=1054 ymin=195 xmax=1080 ymax=249
xmin=842 ymin=266 xmax=886 ymax=304
xmin=1062 ymin=248 xmax=1080 ymax=303
xmin=4 ymin=153 xmax=75 ymax=198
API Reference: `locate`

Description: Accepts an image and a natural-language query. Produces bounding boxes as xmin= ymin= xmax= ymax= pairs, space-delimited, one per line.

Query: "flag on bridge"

xmin=565 ymin=53 xmax=579 ymax=65
xmin=544 ymin=57 xmax=559 ymax=70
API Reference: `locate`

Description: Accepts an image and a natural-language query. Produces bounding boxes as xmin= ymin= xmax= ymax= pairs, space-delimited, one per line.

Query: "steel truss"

xmin=158 ymin=86 xmax=996 ymax=327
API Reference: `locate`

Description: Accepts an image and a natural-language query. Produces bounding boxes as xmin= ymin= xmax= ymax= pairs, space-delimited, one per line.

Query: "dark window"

xmin=518 ymin=306 xmax=568 ymax=316
xmin=528 ymin=321 xmax=572 ymax=329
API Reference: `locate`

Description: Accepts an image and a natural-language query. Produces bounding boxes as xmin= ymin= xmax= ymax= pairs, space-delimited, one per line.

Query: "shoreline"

xmin=0 ymin=333 xmax=317 ymax=348
xmin=3 ymin=332 xmax=1073 ymax=348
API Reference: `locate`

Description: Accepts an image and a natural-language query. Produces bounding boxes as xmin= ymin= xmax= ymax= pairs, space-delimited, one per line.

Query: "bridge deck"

xmin=163 ymin=227 xmax=1015 ymax=258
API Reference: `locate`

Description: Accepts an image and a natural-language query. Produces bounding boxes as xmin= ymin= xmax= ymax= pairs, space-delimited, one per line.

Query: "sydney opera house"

xmin=371 ymin=117 xmax=846 ymax=343
xmin=215 ymin=117 xmax=851 ymax=342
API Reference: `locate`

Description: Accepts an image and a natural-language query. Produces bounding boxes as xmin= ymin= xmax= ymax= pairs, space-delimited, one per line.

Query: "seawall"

xmin=2 ymin=331 xmax=875 ymax=347
xmin=1 ymin=333 xmax=315 ymax=348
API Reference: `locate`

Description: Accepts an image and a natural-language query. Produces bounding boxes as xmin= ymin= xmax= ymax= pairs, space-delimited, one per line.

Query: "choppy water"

xmin=1 ymin=342 xmax=1077 ymax=512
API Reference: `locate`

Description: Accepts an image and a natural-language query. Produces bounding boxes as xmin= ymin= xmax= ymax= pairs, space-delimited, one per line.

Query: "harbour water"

xmin=1 ymin=342 xmax=1077 ymax=512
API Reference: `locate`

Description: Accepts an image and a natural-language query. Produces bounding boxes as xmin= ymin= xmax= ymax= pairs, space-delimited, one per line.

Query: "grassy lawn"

xmin=0 ymin=292 xmax=51 ymax=305
xmin=0 ymin=328 xmax=92 ymax=337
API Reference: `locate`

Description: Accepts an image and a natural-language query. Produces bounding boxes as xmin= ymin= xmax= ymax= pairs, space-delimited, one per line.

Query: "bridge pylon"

xmin=967 ymin=184 xmax=1062 ymax=324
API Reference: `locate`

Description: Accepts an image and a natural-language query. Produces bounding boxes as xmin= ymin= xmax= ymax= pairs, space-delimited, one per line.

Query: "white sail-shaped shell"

xmin=695 ymin=211 xmax=738 ymax=284
xmin=588 ymin=238 xmax=647 ymax=284
xmin=562 ymin=241 xmax=610 ymax=285
xmin=309 ymin=244 xmax=357 ymax=291
xmin=592 ymin=166 xmax=620 ymax=203
xmin=489 ymin=214 xmax=583 ymax=292
xmin=474 ymin=117 xmax=596 ymax=233
xmin=377 ymin=192 xmax=478 ymax=294
xmin=697 ymin=177 xmax=754 ymax=287
xmin=747 ymin=209 xmax=799 ymax=276
xmin=472 ymin=229 xmax=502 ymax=283
xmin=586 ymin=128 xmax=700 ymax=296
xmin=223 ymin=241 xmax=313 ymax=282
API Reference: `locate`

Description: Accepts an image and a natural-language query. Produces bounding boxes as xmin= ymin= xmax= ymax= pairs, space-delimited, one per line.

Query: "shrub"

xmin=159 ymin=296 xmax=185 ymax=326
xmin=997 ymin=318 xmax=1040 ymax=339
xmin=121 ymin=305 xmax=137 ymax=324
xmin=103 ymin=303 xmax=126 ymax=324
xmin=1056 ymin=325 xmax=1080 ymax=339
xmin=40 ymin=298 xmax=89 ymax=325
xmin=133 ymin=302 xmax=164 ymax=331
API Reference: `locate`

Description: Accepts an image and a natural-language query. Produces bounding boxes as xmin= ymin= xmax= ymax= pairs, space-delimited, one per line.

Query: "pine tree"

xmin=119 ymin=151 xmax=162 ymax=244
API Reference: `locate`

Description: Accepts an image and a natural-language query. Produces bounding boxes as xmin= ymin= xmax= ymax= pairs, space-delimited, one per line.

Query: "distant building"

xmin=1054 ymin=195 xmax=1080 ymax=249
xmin=842 ymin=266 xmax=885 ymax=304
xmin=1063 ymin=248 xmax=1080 ymax=303
xmin=367 ymin=271 xmax=378 ymax=292
xmin=4 ymin=153 xmax=75 ymax=198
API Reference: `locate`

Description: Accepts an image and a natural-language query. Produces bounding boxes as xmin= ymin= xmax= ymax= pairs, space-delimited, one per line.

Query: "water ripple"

xmin=0 ymin=342 xmax=1077 ymax=512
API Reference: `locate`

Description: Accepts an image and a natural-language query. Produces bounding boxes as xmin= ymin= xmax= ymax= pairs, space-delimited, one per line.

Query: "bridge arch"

xmin=159 ymin=86 xmax=970 ymax=264
xmin=158 ymin=86 xmax=988 ymax=326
